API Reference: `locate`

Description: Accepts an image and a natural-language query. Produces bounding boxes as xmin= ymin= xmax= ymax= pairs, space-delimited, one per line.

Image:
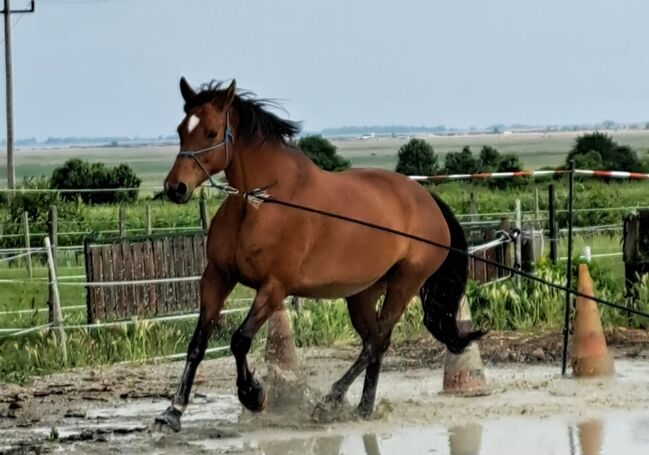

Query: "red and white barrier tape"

xmin=409 ymin=170 xmax=566 ymax=181
xmin=409 ymin=169 xmax=649 ymax=181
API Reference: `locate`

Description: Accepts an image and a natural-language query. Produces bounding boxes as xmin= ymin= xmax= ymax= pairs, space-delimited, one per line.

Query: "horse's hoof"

xmin=356 ymin=404 xmax=374 ymax=420
xmin=311 ymin=395 xmax=340 ymax=423
xmin=153 ymin=407 xmax=182 ymax=432
xmin=238 ymin=378 xmax=267 ymax=413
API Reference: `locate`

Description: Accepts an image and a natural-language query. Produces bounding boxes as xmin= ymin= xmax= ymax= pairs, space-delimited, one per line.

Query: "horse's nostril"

xmin=176 ymin=182 xmax=188 ymax=196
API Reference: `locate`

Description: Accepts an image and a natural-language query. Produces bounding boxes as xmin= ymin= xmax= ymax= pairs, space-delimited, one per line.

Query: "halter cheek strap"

xmin=177 ymin=112 xmax=234 ymax=171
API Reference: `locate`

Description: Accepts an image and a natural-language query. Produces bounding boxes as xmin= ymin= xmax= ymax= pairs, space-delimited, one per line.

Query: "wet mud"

xmin=2 ymin=334 xmax=649 ymax=454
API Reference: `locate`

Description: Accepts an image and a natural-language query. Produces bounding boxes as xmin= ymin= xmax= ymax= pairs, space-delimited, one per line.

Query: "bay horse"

xmin=156 ymin=77 xmax=483 ymax=431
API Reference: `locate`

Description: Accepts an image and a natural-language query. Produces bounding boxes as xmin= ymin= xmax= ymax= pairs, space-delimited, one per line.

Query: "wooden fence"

xmin=84 ymin=232 xmax=206 ymax=322
xmin=82 ymin=221 xmax=512 ymax=322
xmin=466 ymin=219 xmax=512 ymax=283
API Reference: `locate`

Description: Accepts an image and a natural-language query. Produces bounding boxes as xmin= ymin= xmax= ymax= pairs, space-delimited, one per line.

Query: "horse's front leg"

xmin=155 ymin=263 xmax=234 ymax=432
xmin=231 ymin=279 xmax=286 ymax=412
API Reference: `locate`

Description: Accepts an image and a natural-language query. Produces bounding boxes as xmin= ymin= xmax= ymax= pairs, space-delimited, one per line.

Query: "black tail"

xmin=419 ymin=193 xmax=486 ymax=354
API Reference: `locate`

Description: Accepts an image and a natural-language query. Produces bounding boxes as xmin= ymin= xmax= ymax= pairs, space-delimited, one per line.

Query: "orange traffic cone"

xmin=265 ymin=307 xmax=298 ymax=371
xmin=570 ymin=264 xmax=615 ymax=377
xmin=263 ymin=306 xmax=305 ymax=410
xmin=442 ymin=296 xmax=490 ymax=396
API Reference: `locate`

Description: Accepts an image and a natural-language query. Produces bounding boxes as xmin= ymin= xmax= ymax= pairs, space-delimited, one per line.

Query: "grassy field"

xmin=5 ymin=130 xmax=649 ymax=190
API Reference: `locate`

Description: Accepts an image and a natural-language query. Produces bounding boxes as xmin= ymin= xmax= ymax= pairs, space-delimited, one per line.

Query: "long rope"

xmin=238 ymin=189 xmax=649 ymax=320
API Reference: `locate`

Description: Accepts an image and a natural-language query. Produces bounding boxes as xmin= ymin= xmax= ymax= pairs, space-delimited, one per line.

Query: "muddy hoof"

xmin=311 ymin=395 xmax=340 ymax=423
xmin=153 ymin=407 xmax=182 ymax=432
xmin=356 ymin=404 xmax=374 ymax=420
xmin=238 ymin=377 xmax=267 ymax=412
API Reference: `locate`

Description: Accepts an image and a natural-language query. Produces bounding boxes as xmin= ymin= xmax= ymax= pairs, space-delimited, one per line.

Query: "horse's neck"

xmin=224 ymin=141 xmax=307 ymax=192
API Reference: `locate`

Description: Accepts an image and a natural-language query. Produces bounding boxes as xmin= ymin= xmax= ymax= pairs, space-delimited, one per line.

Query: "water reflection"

xmin=241 ymin=414 xmax=648 ymax=455
xmin=449 ymin=423 xmax=483 ymax=455
xmin=254 ymin=435 xmax=343 ymax=455
xmin=578 ymin=419 xmax=605 ymax=455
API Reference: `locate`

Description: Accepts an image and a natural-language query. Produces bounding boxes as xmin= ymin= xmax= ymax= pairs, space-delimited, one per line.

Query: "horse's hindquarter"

xmin=263 ymin=169 xmax=449 ymax=297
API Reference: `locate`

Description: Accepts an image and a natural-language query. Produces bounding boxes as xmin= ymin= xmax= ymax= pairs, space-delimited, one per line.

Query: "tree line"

xmin=301 ymin=131 xmax=649 ymax=183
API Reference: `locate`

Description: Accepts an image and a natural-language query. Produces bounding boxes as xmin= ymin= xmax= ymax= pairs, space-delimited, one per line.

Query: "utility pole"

xmin=2 ymin=0 xmax=35 ymax=193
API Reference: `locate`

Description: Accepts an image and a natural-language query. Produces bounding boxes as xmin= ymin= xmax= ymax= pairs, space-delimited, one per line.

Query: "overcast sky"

xmin=2 ymin=0 xmax=648 ymax=139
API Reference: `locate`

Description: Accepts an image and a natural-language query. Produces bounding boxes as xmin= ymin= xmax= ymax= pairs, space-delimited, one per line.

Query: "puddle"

xmin=188 ymin=410 xmax=649 ymax=455
xmin=3 ymin=360 xmax=649 ymax=454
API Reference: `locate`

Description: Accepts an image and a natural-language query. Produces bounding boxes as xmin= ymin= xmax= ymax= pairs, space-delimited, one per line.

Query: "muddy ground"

xmin=1 ymin=329 xmax=649 ymax=454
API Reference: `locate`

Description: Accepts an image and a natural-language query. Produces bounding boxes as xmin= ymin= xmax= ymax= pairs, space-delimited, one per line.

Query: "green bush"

xmin=444 ymin=146 xmax=479 ymax=174
xmin=395 ymin=138 xmax=439 ymax=176
xmin=51 ymin=159 xmax=141 ymax=204
xmin=298 ymin=135 xmax=350 ymax=171
xmin=7 ymin=177 xmax=58 ymax=223
xmin=566 ymin=132 xmax=642 ymax=171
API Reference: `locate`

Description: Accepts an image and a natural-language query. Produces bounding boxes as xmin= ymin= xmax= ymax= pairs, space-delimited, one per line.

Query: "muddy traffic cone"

xmin=578 ymin=419 xmax=605 ymax=455
xmin=442 ymin=296 xmax=490 ymax=396
xmin=570 ymin=264 xmax=615 ymax=377
xmin=264 ymin=306 xmax=305 ymax=409
xmin=265 ymin=307 xmax=298 ymax=371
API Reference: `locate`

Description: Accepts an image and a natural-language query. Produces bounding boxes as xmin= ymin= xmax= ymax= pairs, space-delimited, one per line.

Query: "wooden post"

xmin=499 ymin=217 xmax=511 ymax=273
xmin=548 ymin=184 xmax=557 ymax=264
xmin=515 ymin=199 xmax=522 ymax=269
xmin=119 ymin=206 xmax=126 ymax=238
xmin=45 ymin=236 xmax=67 ymax=365
xmin=145 ymin=203 xmax=152 ymax=235
xmin=469 ymin=189 xmax=478 ymax=223
xmin=47 ymin=205 xmax=58 ymax=322
xmin=22 ymin=211 xmax=32 ymax=278
xmin=533 ymin=187 xmax=540 ymax=231
xmin=199 ymin=188 xmax=209 ymax=233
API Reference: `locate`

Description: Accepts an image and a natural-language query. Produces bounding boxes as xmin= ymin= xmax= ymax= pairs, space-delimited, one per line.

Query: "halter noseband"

xmin=176 ymin=112 xmax=235 ymax=177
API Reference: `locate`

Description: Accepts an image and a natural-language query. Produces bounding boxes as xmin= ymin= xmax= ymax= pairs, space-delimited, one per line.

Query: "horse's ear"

xmin=179 ymin=77 xmax=196 ymax=103
xmin=223 ymin=79 xmax=237 ymax=107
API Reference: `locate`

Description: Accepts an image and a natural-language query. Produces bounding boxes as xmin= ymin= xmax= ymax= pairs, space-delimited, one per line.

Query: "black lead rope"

xmin=239 ymin=188 xmax=649 ymax=320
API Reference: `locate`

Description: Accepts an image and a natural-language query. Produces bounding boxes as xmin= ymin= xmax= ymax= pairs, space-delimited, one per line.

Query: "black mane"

xmin=184 ymin=81 xmax=301 ymax=144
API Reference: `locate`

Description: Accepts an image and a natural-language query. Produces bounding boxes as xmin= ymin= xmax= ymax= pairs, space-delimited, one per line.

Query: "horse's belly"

xmin=291 ymin=279 xmax=381 ymax=299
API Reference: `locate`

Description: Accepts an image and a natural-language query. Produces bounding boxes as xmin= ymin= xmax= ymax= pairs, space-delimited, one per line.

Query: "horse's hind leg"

xmin=357 ymin=270 xmax=425 ymax=418
xmin=155 ymin=263 xmax=234 ymax=432
xmin=321 ymin=283 xmax=384 ymax=405
xmin=231 ymin=279 xmax=286 ymax=412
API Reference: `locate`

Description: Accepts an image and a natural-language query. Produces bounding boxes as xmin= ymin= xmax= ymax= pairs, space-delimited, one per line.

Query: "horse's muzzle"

xmin=165 ymin=181 xmax=190 ymax=204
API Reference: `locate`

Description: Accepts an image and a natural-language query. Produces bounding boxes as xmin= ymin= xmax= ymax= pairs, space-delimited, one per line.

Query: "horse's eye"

xmin=207 ymin=130 xmax=217 ymax=139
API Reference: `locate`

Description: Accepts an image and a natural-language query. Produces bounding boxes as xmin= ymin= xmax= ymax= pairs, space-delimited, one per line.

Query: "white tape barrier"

xmin=468 ymin=231 xmax=513 ymax=254
xmin=62 ymin=307 xmax=248 ymax=331
xmin=0 ymin=305 xmax=85 ymax=316
xmin=0 ymin=323 xmax=53 ymax=337
xmin=0 ymin=307 xmax=250 ymax=337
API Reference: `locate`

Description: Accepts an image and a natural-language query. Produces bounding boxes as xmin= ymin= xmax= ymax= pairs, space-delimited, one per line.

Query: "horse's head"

xmin=164 ymin=77 xmax=237 ymax=203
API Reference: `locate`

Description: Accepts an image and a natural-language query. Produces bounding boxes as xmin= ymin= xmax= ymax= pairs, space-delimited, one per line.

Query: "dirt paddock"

xmin=2 ymin=330 xmax=649 ymax=454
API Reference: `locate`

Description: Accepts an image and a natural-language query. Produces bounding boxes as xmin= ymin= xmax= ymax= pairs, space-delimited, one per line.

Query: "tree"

xmin=566 ymin=132 xmax=641 ymax=171
xmin=444 ymin=146 xmax=478 ymax=174
xmin=298 ymin=135 xmax=350 ymax=171
xmin=51 ymin=159 xmax=141 ymax=204
xmin=497 ymin=153 xmax=523 ymax=172
xmin=395 ymin=138 xmax=438 ymax=176
xmin=478 ymin=145 xmax=500 ymax=171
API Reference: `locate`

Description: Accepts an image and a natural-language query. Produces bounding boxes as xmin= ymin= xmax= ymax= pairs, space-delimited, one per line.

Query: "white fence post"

xmin=515 ymin=199 xmax=522 ymax=268
xmin=22 ymin=211 xmax=32 ymax=278
xmin=45 ymin=236 xmax=68 ymax=365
